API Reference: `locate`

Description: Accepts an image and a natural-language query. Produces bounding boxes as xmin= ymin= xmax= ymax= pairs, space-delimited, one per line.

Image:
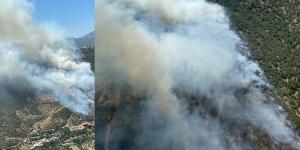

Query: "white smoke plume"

xmin=96 ymin=0 xmax=299 ymax=149
xmin=0 ymin=0 xmax=94 ymax=115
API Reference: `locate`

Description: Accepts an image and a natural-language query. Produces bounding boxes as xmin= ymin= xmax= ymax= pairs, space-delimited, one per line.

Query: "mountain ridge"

xmin=68 ymin=31 xmax=95 ymax=47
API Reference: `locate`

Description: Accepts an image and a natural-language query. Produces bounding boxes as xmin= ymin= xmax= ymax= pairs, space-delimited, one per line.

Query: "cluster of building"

xmin=66 ymin=121 xmax=93 ymax=131
xmin=23 ymin=129 xmax=60 ymax=149
xmin=25 ymin=121 xmax=94 ymax=149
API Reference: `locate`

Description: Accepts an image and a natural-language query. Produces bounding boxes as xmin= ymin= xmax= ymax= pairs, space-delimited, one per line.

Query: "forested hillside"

xmin=212 ymin=0 xmax=300 ymax=130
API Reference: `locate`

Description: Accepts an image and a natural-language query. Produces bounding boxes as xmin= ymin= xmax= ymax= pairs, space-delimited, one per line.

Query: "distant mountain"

xmin=68 ymin=31 xmax=95 ymax=47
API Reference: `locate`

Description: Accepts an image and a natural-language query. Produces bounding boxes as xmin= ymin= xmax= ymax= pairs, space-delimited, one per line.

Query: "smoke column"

xmin=0 ymin=0 xmax=94 ymax=115
xmin=96 ymin=0 xmax=300 ymax=149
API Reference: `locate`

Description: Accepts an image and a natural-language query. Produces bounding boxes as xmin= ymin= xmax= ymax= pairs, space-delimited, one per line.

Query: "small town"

xmin=25 ymin=121 xmax=94 ymax=149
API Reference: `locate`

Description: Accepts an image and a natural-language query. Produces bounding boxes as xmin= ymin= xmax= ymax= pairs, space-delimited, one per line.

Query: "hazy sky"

xmin=33 ymin=0 xmax=94 ymax=38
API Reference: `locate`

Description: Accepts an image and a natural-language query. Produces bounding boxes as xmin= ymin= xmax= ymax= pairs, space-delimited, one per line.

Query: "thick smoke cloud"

xmin=96 ymin=0 xmax=299 ymax=149
xmin=0 ymin=0 xmax=94 ymax=115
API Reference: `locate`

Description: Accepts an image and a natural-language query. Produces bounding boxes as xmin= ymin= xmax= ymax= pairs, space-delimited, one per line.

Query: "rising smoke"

xmin=0 ymin=0 xmax=94 ymax=115
xmin=96 ymin=0 xmax=300 ymax=149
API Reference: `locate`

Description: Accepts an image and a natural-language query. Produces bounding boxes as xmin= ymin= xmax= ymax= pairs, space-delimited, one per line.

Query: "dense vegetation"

xmin=80 ymin=46 xmax=95 ymax=71
xmin=211 ymin=0 xmax=300 ymax=131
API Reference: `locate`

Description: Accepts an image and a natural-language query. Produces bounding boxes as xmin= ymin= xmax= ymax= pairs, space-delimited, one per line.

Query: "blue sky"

xmin=33 ymin=0 xmax=94 ymax=38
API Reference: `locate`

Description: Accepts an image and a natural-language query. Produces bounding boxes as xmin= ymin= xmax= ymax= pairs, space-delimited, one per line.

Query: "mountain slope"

xmin=0 ymin=96 xmax=94 ymax=149
xmin=70 ymin=31 xmax=95 ymax=47
xmin=211 ymin=0 xmax=300 ymax=131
